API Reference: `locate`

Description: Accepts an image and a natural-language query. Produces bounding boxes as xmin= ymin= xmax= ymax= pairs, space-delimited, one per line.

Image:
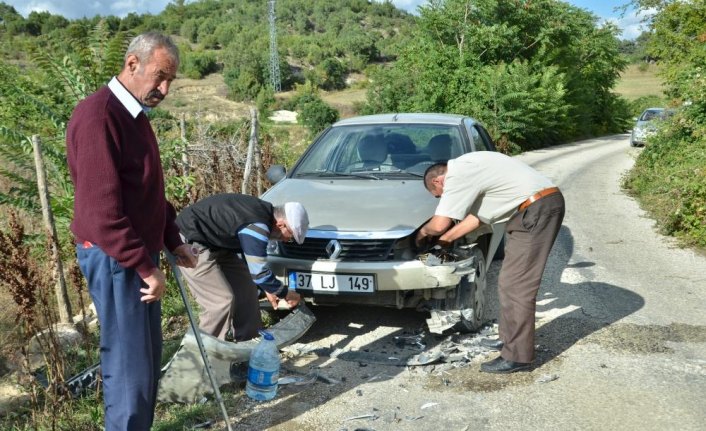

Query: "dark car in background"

xmin=262 ymin=113 xmax=505 ymax=331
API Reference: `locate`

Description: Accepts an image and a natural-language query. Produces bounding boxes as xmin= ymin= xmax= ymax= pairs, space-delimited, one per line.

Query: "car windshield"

xmin=639 ymin=109 xmax=674 ymax=122
xmin=292 ymin=124 xmax=466 ymax=178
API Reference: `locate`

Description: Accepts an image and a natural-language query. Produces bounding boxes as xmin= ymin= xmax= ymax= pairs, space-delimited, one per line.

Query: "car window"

xmin=292 ymin=124 xmax=466 ymax=176
xmin=471 ymin=125 xmax=494 ymax=151
xmin=639 ymin=109 xmax=662 ymax=121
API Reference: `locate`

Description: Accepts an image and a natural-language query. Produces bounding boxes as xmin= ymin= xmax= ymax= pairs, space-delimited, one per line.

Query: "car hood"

xmin=262 ymin=179 xmax=438 ymax=233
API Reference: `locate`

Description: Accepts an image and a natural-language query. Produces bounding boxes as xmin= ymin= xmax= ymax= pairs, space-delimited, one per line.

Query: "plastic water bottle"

xmin=245 ymin=330 xmax=280 ymax=401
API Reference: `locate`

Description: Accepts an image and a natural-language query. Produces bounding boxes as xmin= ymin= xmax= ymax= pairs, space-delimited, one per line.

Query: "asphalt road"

xmin=226 ymin=135 xmax=706 ymax=431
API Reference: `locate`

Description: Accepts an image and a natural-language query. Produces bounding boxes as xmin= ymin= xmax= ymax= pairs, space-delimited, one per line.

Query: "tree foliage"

xmin=1 ymin=0 xmax=413 ymax=100
xmin=363 ymin=0 xmax=629 ymax=152
xmin=0 ymin=21 xmax=129 ymax=226
xmin=624 ymin=0 xmax=706 ymax=247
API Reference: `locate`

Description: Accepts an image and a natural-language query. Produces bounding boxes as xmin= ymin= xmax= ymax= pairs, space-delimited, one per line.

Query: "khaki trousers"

xmin=178 ymin=243 xmax=262 ymax=341
xmin=498 ymin=191 xmax=565 ymax=363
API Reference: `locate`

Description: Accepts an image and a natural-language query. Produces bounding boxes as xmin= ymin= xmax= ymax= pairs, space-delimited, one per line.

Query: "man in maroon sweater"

xmin=67 ymin=32 xmax=196 ymax=430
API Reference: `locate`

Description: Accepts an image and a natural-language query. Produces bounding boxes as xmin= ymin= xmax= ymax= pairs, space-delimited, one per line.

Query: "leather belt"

xmin=518 ymin=187 xmax=560 ymax=212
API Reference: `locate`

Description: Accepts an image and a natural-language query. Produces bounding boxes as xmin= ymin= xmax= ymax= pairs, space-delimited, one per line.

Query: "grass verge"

xmin=623 ymin=127 xmax=706 ymax=251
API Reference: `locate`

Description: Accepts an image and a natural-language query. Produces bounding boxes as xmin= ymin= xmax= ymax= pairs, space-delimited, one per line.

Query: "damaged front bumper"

xmin=268 ymin=246 xmax=478 ymax=309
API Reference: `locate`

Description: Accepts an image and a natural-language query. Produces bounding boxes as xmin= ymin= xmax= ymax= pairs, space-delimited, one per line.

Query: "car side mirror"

xmin=266 ymin=164 xmax=286 ymax=184
xmin=633 ymin=117 xmax=638 ymax=121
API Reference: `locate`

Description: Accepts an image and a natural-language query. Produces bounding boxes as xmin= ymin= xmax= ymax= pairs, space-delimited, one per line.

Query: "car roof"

xmin=332 ymin=113 xmax=475 ymax=127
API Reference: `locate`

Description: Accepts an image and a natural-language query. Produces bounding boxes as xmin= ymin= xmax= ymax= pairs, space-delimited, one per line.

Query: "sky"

xmin=6 ymin=0 xmax=651 ymax=40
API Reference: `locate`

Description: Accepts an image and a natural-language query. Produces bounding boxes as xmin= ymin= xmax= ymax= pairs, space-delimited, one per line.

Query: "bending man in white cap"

xmin=176 ymin=193 xmax=309 ymax=341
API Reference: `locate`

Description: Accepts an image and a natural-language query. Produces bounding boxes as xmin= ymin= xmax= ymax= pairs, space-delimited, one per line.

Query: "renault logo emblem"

xmin=325 ymin=240 xmax=342 ymax=260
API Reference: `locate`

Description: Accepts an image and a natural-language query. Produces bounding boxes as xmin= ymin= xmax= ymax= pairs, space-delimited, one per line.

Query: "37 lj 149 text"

xmin=289 ymin=272 xmax=376 ymax=293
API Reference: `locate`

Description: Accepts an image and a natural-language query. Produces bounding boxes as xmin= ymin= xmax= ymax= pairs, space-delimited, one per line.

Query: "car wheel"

xmin=443 ymin=246 xmax=487 ymax=332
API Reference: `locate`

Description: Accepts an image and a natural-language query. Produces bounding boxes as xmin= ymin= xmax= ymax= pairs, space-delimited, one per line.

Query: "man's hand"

xmin=414 ymin=230 xmax=427 ymax=248
xmin=265 ymin=290 xmax=302 ymax=310
xmin=284 ymin=290 xmax=301 ymax=308
xmin=141 ymin=268 xmax=167 ymax=303
xmin=416 ymin=216 xmax=453 ymax=247
xmin=265 ymin=291 xmax=280 ymax=309
xmin=173 ymin=243 xmax=198 ymax=268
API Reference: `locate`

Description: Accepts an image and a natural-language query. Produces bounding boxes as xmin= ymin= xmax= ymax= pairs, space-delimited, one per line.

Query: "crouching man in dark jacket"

xmin=176 ymin=193 xmax=309 ymax=341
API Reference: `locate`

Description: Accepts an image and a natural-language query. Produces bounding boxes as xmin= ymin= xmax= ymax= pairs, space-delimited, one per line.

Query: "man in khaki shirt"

xmin=416 ymin=152 xmax=565 ymax=373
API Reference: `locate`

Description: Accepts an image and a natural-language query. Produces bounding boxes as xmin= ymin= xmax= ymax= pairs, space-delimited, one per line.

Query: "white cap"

xmin=284 ymin=202 xmax=309 ymax=244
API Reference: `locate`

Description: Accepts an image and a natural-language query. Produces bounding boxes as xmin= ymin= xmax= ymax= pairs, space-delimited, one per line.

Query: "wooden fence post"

xmin=180 ymin=114 xmax=190 ymax=177
xmin=31 ymin=135 xmax=73 ymax=324
xmin=255 ymin=145 xmax=263 ymax=197
xmin=242 ymin=107 xmax=259 ymax=195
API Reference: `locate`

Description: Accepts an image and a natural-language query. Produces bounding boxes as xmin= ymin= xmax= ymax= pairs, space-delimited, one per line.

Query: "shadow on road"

xmin=533 ymin=225 xmax=645 ymax=368
xmin=228 ymin=224 xmax=645 ymax=429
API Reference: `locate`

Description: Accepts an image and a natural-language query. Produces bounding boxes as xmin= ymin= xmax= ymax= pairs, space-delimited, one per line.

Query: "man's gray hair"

xmin=423 ymin=162 xmax=448 ymax=191
xmin=125 ymin=32 xmax=179 ymax=65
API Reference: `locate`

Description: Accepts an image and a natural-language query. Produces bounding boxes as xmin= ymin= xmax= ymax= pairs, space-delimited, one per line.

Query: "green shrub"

xmin=181 ymin=51 xmax=220 ymax=79
xmin=256 ymin=86 xmax=276 ymax=118
xmin=629 ymin=95 xmax=667 ymax=118
xmin=624 ymin=116 xmax=706 ymax=247
xmin=299 ymin=97 xmax=339 ymax=135
xmin=317 ymin=57 xmax=347 ymax=91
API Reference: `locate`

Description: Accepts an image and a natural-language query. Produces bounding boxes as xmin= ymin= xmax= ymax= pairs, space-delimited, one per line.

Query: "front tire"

xmin=443 ymin=246 xmax=488 ymax=332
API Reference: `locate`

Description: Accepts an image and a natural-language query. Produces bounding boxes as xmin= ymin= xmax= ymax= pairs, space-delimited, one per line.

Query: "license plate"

xmin=288 ymin=272 xmax=375 ymax=294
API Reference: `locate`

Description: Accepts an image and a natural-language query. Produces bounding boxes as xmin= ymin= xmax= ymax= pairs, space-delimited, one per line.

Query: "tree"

xmin=317 ymin=57 xmax=347 ymax=90
xmin=363 ymin=0 xmax=628 ymax=151
xmin=0 ymin=21 xmax=128 ymax=223
xmin=300 ymin=97 xmax=339 ymax=134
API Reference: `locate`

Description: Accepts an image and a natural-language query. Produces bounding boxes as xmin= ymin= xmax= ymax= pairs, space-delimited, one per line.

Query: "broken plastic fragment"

xmin=407 ymin=349 xmax=444 ymax=366
xmin=426 ymin=309 xmax=475 ymax=334
xmin=535 ymin=373 xmax=559 ymax=383
xmin=343 ymin=413 xmax=378 ymax=421
xmin=278 ymin=371 xmax=318 ymax=386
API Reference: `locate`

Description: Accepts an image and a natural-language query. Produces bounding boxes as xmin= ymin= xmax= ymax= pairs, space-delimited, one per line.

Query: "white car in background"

xmin=630 ymin=107 xmax=675 ymax=147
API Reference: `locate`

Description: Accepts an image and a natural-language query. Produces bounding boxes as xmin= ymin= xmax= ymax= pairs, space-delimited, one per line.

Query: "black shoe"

xmin=480 ymin=356 xmax=531 ymax=374
xmin=479 ymin=338 xmax=504 ymax=351
xmin=229 ymin=362 xmax=249 ymax=383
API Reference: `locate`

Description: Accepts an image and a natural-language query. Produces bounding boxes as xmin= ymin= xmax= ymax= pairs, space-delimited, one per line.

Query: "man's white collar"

xmin=108 ymin=77 xmax=149 ymax=118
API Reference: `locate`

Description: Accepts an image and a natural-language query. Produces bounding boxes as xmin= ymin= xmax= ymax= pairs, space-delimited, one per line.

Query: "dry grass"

xmin=160 ymin=73 xmax=252 ymax=122
xmin=320 ymin=87 xmax=367 ymax=119
xmin=164 ymin=73 xmax=367 ymax=123
xmin=615 ymin=63 xmax=665 ymax=101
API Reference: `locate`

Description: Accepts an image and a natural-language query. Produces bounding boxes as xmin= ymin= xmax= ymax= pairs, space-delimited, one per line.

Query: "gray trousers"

xmin=179 ymin=243 xmax=262 ymax=341
xmin=498 ymin=191 xmax=565 ymax=363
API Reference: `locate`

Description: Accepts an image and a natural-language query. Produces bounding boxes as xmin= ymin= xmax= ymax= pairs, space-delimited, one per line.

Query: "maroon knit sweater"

xmin=67 ymin=85 xmax=182 ymax=278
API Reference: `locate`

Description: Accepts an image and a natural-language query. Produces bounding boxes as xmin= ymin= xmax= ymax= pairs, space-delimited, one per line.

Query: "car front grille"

xmin=280 ymin=238 xmax=396 ymax=261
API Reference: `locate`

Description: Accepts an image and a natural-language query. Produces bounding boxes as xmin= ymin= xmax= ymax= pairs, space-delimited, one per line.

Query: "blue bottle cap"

xmin=259 ymin=330 xmax=275 ymax=341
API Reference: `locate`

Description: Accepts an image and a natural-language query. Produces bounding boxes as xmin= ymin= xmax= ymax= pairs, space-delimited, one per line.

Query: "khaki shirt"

xmin=435 ymin=152 xmax=554 ymax=224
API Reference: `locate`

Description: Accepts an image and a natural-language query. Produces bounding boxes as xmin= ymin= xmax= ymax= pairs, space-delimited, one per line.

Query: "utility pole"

xmin=268 ymin=0 xmax=282 ymax=92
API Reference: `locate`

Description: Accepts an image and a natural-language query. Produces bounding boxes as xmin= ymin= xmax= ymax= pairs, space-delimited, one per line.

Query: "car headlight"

xmin=267 ymin=240 xmax=281 ymax=256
